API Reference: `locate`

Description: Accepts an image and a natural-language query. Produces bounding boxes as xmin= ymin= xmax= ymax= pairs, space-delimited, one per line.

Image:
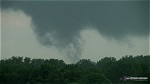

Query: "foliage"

xmin=0 ymin=55 xmax=150 ymax=84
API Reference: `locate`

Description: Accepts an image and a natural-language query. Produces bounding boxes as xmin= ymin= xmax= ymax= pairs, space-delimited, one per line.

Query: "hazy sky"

xmin=1 ymin=0 xmax=149 ymax=63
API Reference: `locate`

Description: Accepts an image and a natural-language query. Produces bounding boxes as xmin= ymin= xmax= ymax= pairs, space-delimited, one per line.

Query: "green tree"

xmin=79 ymin=72 xmax=111 ymax=84
xmin=77 ymin=59 xmax=96 ymax=69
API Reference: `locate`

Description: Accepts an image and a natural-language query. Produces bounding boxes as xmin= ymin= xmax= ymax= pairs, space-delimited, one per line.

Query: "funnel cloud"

xmin=1 ymin=1 xmax=149 ymax=63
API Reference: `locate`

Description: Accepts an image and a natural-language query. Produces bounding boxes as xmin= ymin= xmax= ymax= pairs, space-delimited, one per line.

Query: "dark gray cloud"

xmin=1 ymin=1 xmax=149 ymax=62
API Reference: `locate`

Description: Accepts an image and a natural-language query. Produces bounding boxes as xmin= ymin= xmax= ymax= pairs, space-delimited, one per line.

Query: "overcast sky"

xmin=1 ymin=0 xmax=149 ymax=63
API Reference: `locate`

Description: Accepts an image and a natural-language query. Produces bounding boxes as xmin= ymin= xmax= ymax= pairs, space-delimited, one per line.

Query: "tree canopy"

xmin=0 ymin=55 xmax=150 ymax=84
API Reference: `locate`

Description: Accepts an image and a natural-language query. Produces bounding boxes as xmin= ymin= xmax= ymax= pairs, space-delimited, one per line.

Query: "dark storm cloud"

xmin=2 ymin=1 xmax=149 ymax=40
xmin=1 ymin=1 xmax=149 ymax=62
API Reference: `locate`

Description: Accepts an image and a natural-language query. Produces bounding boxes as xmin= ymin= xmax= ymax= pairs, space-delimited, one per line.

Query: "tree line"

xmin=0 ymin=55 xmax=150 ymax=84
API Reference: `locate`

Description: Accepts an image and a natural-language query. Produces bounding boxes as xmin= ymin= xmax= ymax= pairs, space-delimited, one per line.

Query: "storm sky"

xmin=1 ymin=0 xmax=149 ymax=63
